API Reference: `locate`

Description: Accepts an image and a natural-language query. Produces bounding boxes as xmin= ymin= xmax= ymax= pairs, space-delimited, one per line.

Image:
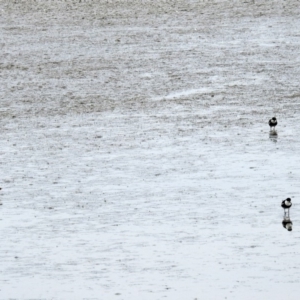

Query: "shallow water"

xmin=1 ymin=0 xmax=300 ymax=299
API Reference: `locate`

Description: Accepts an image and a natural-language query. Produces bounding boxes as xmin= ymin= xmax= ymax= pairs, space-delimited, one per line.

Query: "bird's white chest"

xmin=285 ymin=201 xmax=291 ymax=207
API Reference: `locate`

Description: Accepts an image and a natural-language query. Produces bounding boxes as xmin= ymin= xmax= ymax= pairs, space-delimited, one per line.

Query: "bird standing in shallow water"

xmin=281 ymin=198 xmax=292 ymax=216
xmin=269 ymin=117 xmax=277 ymax=131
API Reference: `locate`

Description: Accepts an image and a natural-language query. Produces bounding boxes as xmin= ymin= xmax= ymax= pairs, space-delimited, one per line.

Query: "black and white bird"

xmin=269 ymin=117 xmax=277 ymax=130
xmin=281 ymin=198 xmax=292 ymax=213
xmin=282 ymin=218 xmax=293 ymax=231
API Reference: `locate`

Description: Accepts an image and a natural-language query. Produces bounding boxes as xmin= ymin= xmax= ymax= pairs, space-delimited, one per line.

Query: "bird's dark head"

xmin=288 ymin=227 xmax=292 ymax=231
xmin=272 ymin=117 xmax=277 ymax=121
xmin=286 ymin=198 xmax=291 ymax=202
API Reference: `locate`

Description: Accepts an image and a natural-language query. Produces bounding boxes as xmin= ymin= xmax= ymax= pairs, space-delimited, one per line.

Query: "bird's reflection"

xmin=269 ymin=130 xmax=278 ymax=143
xmin=282 ymin=214 xmax=293 ymax=232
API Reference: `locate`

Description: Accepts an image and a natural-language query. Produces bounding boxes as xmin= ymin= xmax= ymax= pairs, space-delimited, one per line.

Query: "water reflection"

xmin=269 ymin=130 xmax=278 ymax=143
xmin=282 ymin=214 xmax=293 ymax=231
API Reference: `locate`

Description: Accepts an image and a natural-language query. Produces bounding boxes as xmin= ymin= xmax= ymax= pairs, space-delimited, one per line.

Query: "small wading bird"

xmin=281 ymin=198 xmax=292 ymax=216
xmin=269 ymin=117 xmax=277 ymax=131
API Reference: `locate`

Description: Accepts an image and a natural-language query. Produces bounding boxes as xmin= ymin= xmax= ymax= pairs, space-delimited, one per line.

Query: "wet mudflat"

xmin=1 ymin=0 xmax=300 ymax=299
